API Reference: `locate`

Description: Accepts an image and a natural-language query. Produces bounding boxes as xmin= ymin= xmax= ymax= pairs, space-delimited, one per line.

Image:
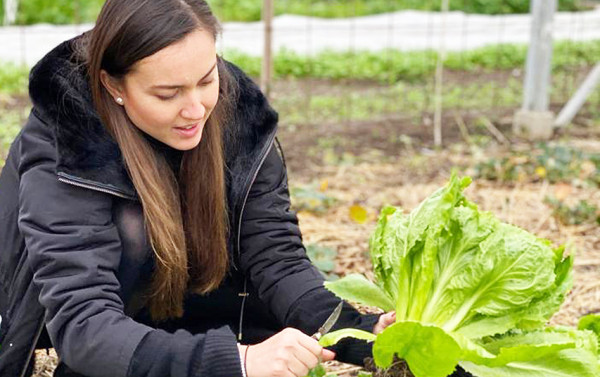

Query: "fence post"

xmin=4 ymin=0 xmax=18 ymax=25
xmin=513 ymin=0 xmax=557 ymax=139
xmin=433 ymin=0 xmax=450 ymax=147
xmin=261 ymin=0 xmax=274 ymax=99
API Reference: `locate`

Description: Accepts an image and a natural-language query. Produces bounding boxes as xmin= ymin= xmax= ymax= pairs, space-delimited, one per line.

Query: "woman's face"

xmin=103 ymin=28 xmax=220 ymax=151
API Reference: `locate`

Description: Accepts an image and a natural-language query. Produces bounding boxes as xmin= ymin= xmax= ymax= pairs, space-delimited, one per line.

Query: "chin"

xmin=172 ymin=139 xmax=202 ymax=151
xmin=168 ymin=126 xmax=205 ymax=151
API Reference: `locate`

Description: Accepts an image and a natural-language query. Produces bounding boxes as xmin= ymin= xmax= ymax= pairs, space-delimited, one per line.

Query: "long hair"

xmin=84 ymin=0 xmax=235 ymax=321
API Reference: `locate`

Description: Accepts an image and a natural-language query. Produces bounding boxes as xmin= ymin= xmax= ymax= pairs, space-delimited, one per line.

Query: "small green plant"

xmin=305 ymin=363 xmax=327 ymax=377
xmin=209 ymin=0 xmax=588 ymax=22
xmin=223 ymin=40 xmax=600 ymax=84
xmin=14 ymin=0 xmax=104 ymax=25
xmin=544 ymin=197 xmax=600 ymax=226
xmin=7 ymin=0 xmax=591 ymax=25
xmin=475 ymin=144 xmax=600 ymax=187
xmin=303 ymin=362 xmax=337 ymax=377
xmin=290 ymin=183 xmax=337 ymax=214
xmin=0 ymin=63 xmax=29 ymax=95
xmin=306 ymin=244 xmax=339 ymax=281
xmin=0 ymin=109 xmax=26 ymax=170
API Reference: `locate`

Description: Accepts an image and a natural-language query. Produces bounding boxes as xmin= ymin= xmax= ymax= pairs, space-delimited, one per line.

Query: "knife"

xmin=311 ymin=301 xmax=344 ymax=340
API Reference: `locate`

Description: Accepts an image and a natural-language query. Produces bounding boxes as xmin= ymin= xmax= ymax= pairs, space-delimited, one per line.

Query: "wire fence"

xmin=1 ymin=1 xmax=599 ymax=143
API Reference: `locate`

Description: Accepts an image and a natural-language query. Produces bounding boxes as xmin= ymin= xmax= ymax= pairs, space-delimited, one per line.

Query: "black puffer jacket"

xmin=0 ymin=37 xmax=377 ymax=377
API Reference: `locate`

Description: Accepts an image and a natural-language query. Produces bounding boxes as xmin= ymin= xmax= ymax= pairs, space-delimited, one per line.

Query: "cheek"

xmin=206 ymin=85 xmax=220 ymax=112
xmin=128 ymin=97 xmax=178 ymax=128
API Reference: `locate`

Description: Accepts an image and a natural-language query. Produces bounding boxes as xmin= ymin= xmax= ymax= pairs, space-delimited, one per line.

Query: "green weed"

xmin=544 ymin=196 xmax=600 ymax=225
xmin=5 ymin=0 xmax=589 ymax=25
xmin=0 ymin=109 xmax=26 ymax=170
xmin=222 ymin=40 xmax=600 ymax=84
xmin=306 ymin=244 xmax=339 ymax=280
xmin=475 ymin=144 xmax=600 ymax=187
xmin=210 ymin=0 xmax=587 ymax=22
xmin=290 ymin=182 xmax=337 ymax=214
xmin=13 ymin=0 xmax=104 ymax=25
xmin=0 ymin=63 xmax=29 ymax=95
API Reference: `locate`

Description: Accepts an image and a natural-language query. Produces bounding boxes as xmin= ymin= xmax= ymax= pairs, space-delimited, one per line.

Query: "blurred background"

xmin=1 ymin=0 xmax=599 ymax=152
xmin=0 ymin=1 xmax=599 ymax=376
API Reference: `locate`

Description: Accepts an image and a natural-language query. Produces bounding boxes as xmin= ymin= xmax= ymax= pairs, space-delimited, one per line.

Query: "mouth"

xmin=175 ymin=123 xmax=199 ymax=130
xmin=173 ymin=122 xmax=201 ymax=137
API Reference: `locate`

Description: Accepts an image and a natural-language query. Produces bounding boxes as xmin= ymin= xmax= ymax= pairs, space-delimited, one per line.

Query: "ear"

xmin=100 ymin=70 xmax=125 ymax=101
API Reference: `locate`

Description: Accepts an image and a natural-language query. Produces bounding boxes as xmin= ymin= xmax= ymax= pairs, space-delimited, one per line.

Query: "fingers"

xmin=285 ymin=329 xmax=334 ymax=374
xmin=374 ymin=311 xmax=396 ymax=334
xmin=297 ymin=330 xmax=324 ymax=356
xmin=287 ymin=351 xmax=312 ymax=377
xmin=296 ymin=331 xmax=337 ymax=363
xmin=321 ymin=348 xmax=336 ymax=361
xmin=292 ymin=339 xmax=320 ymax=369
xmin=383 ymin=311 xmax=396 ymax=324
xmin=245 ymin=328 xmax=337 ymax=377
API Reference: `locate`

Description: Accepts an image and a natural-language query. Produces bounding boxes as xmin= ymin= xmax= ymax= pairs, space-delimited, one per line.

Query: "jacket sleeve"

xmin=238 ymin=143 xmax=380 ymax=365
xmin=16 ymin=116 xmax=242 ymax=377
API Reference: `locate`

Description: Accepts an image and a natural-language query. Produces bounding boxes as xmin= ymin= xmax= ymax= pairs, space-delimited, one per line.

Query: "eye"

xmin=157 ymin=92 xmax=178 ymax=101
xmin=199 ymin=79 xmax=214 ymax=87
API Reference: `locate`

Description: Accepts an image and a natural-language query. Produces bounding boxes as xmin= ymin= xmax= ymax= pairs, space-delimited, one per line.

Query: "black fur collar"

xmin=28 ymin=35 xmax=279 ymax=201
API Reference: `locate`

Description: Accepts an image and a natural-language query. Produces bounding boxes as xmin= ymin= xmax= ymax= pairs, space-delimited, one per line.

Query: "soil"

xmin=362 ymin=358 xmax=473 ymax=377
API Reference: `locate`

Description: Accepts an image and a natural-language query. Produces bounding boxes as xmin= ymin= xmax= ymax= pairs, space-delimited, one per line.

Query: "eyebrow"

xmin=151 ymin=61 xmax=218 ymax=90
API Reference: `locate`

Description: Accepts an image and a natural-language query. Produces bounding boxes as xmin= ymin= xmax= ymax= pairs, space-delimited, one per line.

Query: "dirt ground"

xmin=28 ymin=112 xmax=600 ymax=376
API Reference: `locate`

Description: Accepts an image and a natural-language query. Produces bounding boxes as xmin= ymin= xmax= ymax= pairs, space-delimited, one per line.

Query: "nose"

xmin=180 ymin=91 xmax=206 ymax=120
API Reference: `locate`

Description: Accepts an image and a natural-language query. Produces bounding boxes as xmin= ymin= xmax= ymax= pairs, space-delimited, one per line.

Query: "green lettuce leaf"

xmin=460 ymin=328 xmax=600 ymax=377
xmin=460 ymin=348 xmax=599 ymax=377
xmin=324 ymin=274 xmax=394 ymax=312
xmin=372 ymin=321 xmax=462 ymax=377
xmin=318 ymin=328 xmax=376 ymax=348
xmin=578 ymin=313 xmax=600 ymax=344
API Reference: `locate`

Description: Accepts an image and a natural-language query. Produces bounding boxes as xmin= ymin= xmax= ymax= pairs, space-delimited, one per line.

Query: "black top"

xmin=143 ymin=132 xmax=184 ymax=174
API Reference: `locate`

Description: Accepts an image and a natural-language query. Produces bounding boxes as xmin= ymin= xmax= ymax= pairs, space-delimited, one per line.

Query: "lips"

xmin=173 ymin=123 xmax=200 ymax=137
xmin=175 ymin=123 xmax=198 ymax=130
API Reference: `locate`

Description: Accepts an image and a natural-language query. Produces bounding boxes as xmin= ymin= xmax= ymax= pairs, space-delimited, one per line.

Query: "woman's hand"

xmin=373 ymin=311 xmax=396 ymax=334
xmin=239 ymin=328 xmax=335 ymax=377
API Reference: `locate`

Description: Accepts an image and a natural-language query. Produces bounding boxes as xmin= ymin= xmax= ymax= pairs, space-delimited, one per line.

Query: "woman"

xmin=0 ymin=1 xmax=395 ymax=376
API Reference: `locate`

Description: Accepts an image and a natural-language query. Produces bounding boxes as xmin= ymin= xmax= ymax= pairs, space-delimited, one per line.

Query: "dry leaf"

xmin=320 ymin=179 xmax=329 ymax=192
xmin=349 ymin=205 xmax=368 ymax=224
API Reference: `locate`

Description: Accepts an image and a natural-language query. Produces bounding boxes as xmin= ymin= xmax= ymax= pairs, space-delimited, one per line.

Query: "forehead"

xmin=128 ymin=28 xmax=217 ymax=85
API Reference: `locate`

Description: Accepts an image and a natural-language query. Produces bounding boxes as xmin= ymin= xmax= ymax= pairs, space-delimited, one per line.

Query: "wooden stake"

xmin=261 ymin=0 xmax=274 ymax=99
xmin=433 ymin=0 xmax=449 ymax=147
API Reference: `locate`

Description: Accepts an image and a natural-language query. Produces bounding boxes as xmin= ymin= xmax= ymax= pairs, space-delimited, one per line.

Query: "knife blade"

xmin=312 ymin=301 xmax=344 ymax=340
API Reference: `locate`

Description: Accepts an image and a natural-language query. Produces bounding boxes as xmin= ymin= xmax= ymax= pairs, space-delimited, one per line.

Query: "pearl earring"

xmin=116 ymin=97 xmax=124 ymax=105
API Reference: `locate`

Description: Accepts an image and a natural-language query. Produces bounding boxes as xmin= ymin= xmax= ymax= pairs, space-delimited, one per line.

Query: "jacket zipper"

xmin=58 ymin=176 xmax=135 ymax=200
xmin=235 ymin=135 xmax=276 ymax=341
xmin=18 ymin=316 xmax=45 ymax=377
xmin=235 ymin=135 xmax=276 ymax=267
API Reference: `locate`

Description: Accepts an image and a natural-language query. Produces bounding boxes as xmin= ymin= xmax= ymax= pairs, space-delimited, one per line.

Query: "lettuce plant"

xmin=319 ymin=174 xmax=599 ymax=377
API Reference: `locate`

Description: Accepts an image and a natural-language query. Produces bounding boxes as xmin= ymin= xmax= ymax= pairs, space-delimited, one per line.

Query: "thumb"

xmin=321 ymin=348 xmax=336 ymax=361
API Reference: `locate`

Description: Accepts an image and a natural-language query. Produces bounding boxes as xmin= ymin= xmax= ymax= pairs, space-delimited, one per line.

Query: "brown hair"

xmin=85 ymin=0 xmax=235 ymax=321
